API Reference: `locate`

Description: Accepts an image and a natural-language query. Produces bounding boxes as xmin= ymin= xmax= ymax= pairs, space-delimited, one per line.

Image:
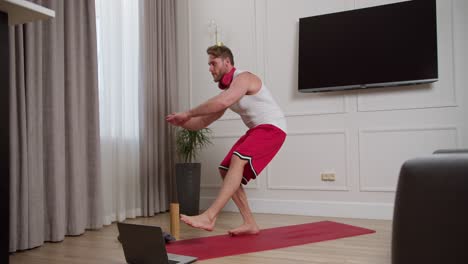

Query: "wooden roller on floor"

xmin=170 ymin=203 xmax=180 ymax=240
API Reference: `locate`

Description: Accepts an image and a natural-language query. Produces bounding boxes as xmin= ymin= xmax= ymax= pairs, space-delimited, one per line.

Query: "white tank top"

xmin=228 ymin=70 xmax=287 ymax=133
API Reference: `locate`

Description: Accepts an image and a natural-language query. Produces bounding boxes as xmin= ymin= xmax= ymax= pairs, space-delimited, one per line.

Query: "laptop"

xmin=117 ymin=222 xmax=197 ymax=264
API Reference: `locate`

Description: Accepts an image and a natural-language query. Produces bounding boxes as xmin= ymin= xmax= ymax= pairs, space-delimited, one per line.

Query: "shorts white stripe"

xmin=233 ymin=151 xmax=258 ymax=178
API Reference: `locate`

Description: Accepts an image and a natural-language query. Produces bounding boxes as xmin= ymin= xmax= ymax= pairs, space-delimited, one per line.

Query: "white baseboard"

xmin=200 ymin=197 xmax=394 ymax=220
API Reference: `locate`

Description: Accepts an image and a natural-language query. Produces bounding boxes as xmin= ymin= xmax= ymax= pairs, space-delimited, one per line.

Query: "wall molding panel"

xmin=358 ymin=126 xmax=459 ymax=192
xmin=267 ymin=130 xmax=350 ymax=191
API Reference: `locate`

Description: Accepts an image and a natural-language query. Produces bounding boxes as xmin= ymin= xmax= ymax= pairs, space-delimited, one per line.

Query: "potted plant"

xmin=175 ymin=127 xmax=212 ymax=215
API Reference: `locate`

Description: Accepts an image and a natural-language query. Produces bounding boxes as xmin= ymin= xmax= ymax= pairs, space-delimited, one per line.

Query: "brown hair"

xmin=206 ymin=45 xmax=235 ymax=66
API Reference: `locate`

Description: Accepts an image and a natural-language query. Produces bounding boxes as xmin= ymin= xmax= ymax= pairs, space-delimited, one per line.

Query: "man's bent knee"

xmin=218 ymin=155 xmax=247 ymax=181
xmin=219 ymin=169 xmax=227 ymax=179
xmin=230 ymin=154 xmax=248 ymax=166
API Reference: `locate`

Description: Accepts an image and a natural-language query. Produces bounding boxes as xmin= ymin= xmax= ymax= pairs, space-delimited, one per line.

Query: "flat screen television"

xmin=298 ymin=0 xmax=438 ymax=92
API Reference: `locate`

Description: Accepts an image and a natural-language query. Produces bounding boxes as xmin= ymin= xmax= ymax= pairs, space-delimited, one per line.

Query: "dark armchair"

xmin=392 ymin=149 xmax=468 ymax=264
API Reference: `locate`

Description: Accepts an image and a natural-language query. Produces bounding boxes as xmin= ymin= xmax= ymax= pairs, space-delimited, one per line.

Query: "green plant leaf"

xmin=175 ymin=128 xmax=213 ymax=163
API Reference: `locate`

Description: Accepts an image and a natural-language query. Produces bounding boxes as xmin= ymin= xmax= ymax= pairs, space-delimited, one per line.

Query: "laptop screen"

xmin=117 ymin=222 xmax=197 ymax=264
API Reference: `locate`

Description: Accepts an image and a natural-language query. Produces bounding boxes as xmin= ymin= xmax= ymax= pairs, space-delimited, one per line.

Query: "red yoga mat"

xmin=166 ymin=221 xmax=375 ymax=260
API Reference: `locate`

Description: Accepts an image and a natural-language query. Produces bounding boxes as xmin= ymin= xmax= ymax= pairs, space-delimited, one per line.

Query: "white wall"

xmin=175 ymin=0 xmax=468 ymax=220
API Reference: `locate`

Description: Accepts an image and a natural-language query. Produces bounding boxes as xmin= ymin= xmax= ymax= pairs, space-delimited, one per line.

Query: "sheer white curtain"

xmin=95 ymin=0 xmax=142 ymax=224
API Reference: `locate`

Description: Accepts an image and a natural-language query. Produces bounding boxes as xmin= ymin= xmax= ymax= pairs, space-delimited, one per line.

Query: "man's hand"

xmin=166 ymin=112 xmax=191 ymax=126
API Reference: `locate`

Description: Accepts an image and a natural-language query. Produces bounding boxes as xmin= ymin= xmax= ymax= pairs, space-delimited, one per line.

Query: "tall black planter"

xmin=176 ymin=163 xmax=201 ymax=216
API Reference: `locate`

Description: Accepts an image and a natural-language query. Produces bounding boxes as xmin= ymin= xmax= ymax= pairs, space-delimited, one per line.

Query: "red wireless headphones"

xmin=218 ymin=67 xmax=236 ymax=90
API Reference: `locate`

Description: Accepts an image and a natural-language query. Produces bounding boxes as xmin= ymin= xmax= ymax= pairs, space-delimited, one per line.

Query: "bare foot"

xmin=228 ymin=223 xmax=260 ymax=236
xmin=180 ymin=213 xmax=216 ymax=231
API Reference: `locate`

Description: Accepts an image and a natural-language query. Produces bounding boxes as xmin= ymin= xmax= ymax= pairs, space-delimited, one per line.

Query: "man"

xmin=166 ymin=45 xmax=287 ymax=236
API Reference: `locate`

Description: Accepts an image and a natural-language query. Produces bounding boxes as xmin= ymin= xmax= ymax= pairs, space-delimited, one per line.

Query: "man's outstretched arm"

xmin=174 ymin=109 xmax=226 ymax=131
xmin=166 ymin=73 xmax=258 ymax=127
xmin=188 ymin=73 xmax=252 ymax=117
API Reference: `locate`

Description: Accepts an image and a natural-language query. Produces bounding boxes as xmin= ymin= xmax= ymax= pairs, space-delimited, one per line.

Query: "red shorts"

xmin=219 ymin=124 xmax=287 ymax=185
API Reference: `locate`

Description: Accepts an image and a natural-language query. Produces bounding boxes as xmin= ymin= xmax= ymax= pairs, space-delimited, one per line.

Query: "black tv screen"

xmin=298 ymin=0 xmax=438 ymax=92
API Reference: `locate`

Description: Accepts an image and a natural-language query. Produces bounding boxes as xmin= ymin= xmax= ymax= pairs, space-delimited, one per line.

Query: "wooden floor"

xmin=9 ymin=212 xmax=392 ymax=264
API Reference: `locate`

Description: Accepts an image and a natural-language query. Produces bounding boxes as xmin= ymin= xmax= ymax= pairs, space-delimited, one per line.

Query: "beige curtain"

xmin=9 ymin=0 xmax=102 ymax=252
xmin=139 ymin=0 xmax=178 ymax=216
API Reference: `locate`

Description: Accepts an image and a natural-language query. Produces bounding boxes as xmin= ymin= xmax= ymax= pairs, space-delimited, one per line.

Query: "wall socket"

xmin=321 ymin=172 xmax=336 ymax=182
